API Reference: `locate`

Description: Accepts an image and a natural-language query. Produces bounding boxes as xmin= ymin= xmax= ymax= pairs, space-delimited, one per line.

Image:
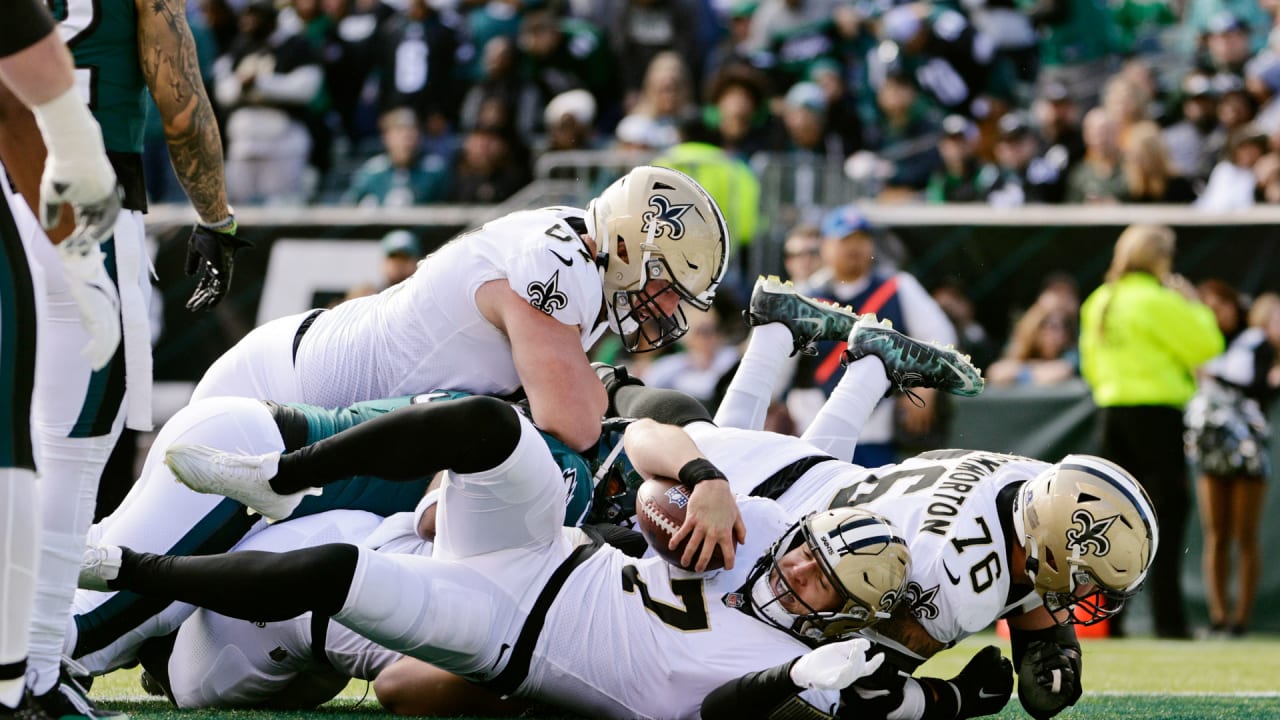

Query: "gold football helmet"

xmin=586 ymin=166 xmax=729 ymax=351
xmin=1014 ymin=454 xmax=1158 ymax=625
xmin=744 ymin=507 xmax=911 ymax=644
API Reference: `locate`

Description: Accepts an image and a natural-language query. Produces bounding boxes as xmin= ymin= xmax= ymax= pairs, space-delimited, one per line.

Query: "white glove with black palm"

xmin=790 ymin=638 xmax=887 ymax=691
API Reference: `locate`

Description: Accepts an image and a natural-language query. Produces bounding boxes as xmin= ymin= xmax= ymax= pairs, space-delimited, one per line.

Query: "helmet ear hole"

xmin=1043 ymin=547 xmax=1059 ymax=573
xmin=615 ymin=235 xmax=630 ymax=263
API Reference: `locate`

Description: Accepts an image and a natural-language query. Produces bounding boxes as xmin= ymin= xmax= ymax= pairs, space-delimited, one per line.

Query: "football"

xmin=635 ymin=476 xmax=724 ymax=572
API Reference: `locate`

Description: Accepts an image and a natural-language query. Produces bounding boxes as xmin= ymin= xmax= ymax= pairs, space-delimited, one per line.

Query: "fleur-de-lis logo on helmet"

xmin=641 ymin=194 xmax=693 ymax=240
xmin=1065 ymin=510 xmax=1119 ymax=556
xmin=526 ymin=271 xmax=569 ymax=315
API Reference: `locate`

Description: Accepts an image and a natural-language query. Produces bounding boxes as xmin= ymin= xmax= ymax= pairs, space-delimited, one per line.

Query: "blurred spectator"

xmin=1065 ymin=107 xmax=1125 ymax=203
xmin=618 ymin=51 xmax=695 ymax=149
xmin=460 ymin=0 xmax=525 ymax=82
xmin=517 ymin=9 xmax=620 ymax=128
xmin=759 ymin=81 xmax=844 ymax=212
xmin=342 ymin=229 xmax=426 ymax=302
xmin=781 ymin=223 xmax=823 ymax=284
xmin=964 ymin=0 xmax=1038 ymax=82
xmin=641 ymin=305 xmax=743 ymax=410
xmin=607 ymin=0 xmax=704 ymax=100
xmin=290 ymin=0 xmax=382 ymax=146
xmin=702 ymin=0 xmax=767 ymax=85
xmin=788 ymin=206 xmax=956 ymax=467
xmin=1117 ymin=57 xmax=1168 ymax=125
xmin=758 ymin=4 xmax=861 ymax=93
xmin=1032 ymin=80 xmax=1085 ymax=167
xmin=703 ymin=63 xmax=777 ymax=159
xmin=1199 ymin=278 xmax=1249 ymax=345
xmin=1079 ymin=224 xmax=1224 ymax=638
xmin=931 ymin=278 xmax=996 ymax=370
xmin=459 ymin=36 xmax=540 ymax=138
xmin=978 ymin=111 xmax=1065 ymax=206
xmin=744 ymin=0 xmax=839 ymax=52
xmin=379 ymin=229 xmax=425 ymax=287
xmin=1200 ymin=11 xmax=1254 ymax=76
xmin=376 ymin=0 xmax=463 ymax=126
xmin=1197 ymin=128 xmax=1269 ymax=211
xmin=926 ymin=114 xmax=983 ymax=202
xmin=655 ymin=113 xmax=761 ymax=289
xmin=200 ymin=0 xmax=241 ymax=56
xmin=987 ymin=299 xmax=1080 ymax=387
xmin=1164 ymin=70 xmax=1224 ymax=183
xmin=1037 ymin=270 xmax=1082 ymax=319
xmin=1186 ymin=289 xmax=1280 ymax=638
xmin=214 ymin=0 xmax=325 ymax=205
xmin=1110 ymin=0 xmax=1178 ymax=56
xmin=808 ymin=59 xmax=863 ymax=157
xmin=544 ymin=89 xmax=598 ymax=150
xmin=1214 ymin=73 xmax=1258 ymax=139
xmin=1255 ymin=148 xmax=1280 ymax=203
xmin=1120 ymin=121 xmax=1197 ymax=203
xmin=1244 ymin=52 xmax=1280 ymax=135
xmin=1183 ymin=0 xmax=1272 ymax=57
xmin=858 ymin=69 xmax=939 ymax=193
xmin=344 ymin=108 xmax=449 ymax=207
xmin=1032 ymin=0 xmax=1124 ymax=108
xmin=875 ymin=2 xmax=1004 ymax=119
xmin=1101 ymin=74 xmax=1149 ymax=151
xmin=446 ymin=125 xmax=530 ymax=203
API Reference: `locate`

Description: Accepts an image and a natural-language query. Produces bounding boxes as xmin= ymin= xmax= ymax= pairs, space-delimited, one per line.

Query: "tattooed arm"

xmin=136 ymin=0 xmax=230 ymax=224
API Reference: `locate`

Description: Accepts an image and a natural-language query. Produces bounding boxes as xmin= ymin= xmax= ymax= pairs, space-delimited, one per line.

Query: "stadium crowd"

xmin=145 ymin=0 xmax=1280 ymax=211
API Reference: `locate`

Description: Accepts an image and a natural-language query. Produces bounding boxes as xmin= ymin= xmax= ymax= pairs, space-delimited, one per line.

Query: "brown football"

xmin=635 ymin=476 xmax=724 ymax=572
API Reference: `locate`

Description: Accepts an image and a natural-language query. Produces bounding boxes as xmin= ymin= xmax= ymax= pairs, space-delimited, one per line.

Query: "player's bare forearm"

xmin=137 ymin=0 xmax=229 ymax=223
xmin=875 ymin=610 xmax=948 ymax=659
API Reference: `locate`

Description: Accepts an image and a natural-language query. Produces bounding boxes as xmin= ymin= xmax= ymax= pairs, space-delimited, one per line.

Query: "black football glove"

xmin=1017 ymin=640 xmax=1082 ymax=719
xmin=949 ymin=645 xmax=1014 ymax=718
xmin=184 ymin=220 xmax=251 ymax=311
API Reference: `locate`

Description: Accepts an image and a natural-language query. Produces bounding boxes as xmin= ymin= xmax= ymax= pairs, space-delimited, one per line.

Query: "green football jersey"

xmin=47 ymin=0 xmax=147 ymax=155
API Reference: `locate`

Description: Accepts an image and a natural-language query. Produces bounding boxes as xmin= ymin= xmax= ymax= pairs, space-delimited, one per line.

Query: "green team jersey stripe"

xmin=0 ymin=197 xmax=38 ymax=470
xmin=69 ymin=237 xmax=127 ymax=438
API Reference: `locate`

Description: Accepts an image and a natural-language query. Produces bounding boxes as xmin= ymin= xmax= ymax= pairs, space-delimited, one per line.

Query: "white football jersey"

xmin=803 ymin=450 xmax=1050 ymax=645
xmin=683 ymin=422 xmax=834 ymax=496
xmin=294 ymin=207 xmax=608 ymax=407
xmin=526 ymin=498 xmax=840 ymax=720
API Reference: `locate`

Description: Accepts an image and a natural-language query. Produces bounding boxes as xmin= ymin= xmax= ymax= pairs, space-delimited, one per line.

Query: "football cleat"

xmin=0 ymin=691 xmax=54 ymax=720
xmin=164 ymin=444 xmax=316 ymax=522
xmin=31 ymin=678 xmax=127 ymax=720
xmin=747 ymin=275 xmax=859 ymax=356
xmin=78 ymin=545 xmax=122 ymax=592
xmin=843 ymin=316 xmax=984 ymax=397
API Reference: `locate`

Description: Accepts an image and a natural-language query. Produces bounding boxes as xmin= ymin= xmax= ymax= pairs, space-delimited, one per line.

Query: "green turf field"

xmin=89 ymin=634 xmax=1280 ymax=719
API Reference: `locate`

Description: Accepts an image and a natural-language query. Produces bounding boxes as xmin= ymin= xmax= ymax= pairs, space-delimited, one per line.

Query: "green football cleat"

xmin=747 ymin=275 xmax=860 ymax=356
xmin=843 ymin=316 xmax=984 ymax=397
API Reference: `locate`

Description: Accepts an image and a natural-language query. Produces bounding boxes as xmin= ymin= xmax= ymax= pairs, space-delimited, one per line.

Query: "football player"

xmin=1 ymin=2 xmax=121 ymax=716
xmin=0 ymin=0 xmax=237 ymax=715
xmin=188 ymin=165 xmax=728 ymax=454
xmin=83 ymin=392 xmax=1021 ymax=719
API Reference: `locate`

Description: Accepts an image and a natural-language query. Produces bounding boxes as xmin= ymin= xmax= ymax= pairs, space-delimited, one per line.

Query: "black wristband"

xmin=677 ymin=458 xmax=723 ymax=488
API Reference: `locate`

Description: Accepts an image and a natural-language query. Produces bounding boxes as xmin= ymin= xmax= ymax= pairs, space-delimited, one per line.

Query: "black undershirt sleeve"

xmin=272 ymin=395 xmax=522 ymax=495
xmin=2 ymin=0 xmax=57 ymax=58
xmin=610 ymin=384 xmax=714 ymax=426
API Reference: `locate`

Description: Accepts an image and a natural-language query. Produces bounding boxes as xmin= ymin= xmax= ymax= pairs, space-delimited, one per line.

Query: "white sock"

xmin=801 ymin=356 xmax=889 ymax=462
xmin=714 ymin=323 xmax=794 ymax=431
xmin=28 ymin=432 xmax=115 ymax=694
xmin=0 ymin=469 xmax=40 ymax=708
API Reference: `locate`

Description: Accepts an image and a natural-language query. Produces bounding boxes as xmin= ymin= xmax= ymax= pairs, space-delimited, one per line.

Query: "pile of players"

xmin=54 ymin=162 xmax=1156 ymax=720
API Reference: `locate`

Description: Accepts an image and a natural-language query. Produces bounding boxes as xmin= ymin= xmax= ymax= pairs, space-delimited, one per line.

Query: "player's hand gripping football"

xmin=1017 ymin=640 xmax=1083 ymax=719
xmin=185 ymin=219 xmax=251 ymax=311
xmin=671 ymin=476 xmax=744 ymax=572
xmin=790 ymin=638 xmax=887 ymax=691
xmin=950 ymin=645 xmax=1014 ymax=718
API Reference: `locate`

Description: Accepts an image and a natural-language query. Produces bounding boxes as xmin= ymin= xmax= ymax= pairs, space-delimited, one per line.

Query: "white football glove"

xmin=32 ymin=87 xmax=122 ymax=247
xmin=57 ymin=241 xmax=122 ymax=371
xmin=790 ymin=638 xmax=886 ymax=691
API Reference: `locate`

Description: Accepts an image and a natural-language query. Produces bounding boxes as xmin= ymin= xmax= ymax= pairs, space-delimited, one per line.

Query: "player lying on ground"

xmin=83 ymin=391 xmax=1024 ymax=720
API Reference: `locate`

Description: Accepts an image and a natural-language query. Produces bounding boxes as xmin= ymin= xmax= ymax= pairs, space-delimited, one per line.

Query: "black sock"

xmin=114 ymin=544 xmax=358 ymax=621
xmin=271 ymin=395 xmax=523 ymax=495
